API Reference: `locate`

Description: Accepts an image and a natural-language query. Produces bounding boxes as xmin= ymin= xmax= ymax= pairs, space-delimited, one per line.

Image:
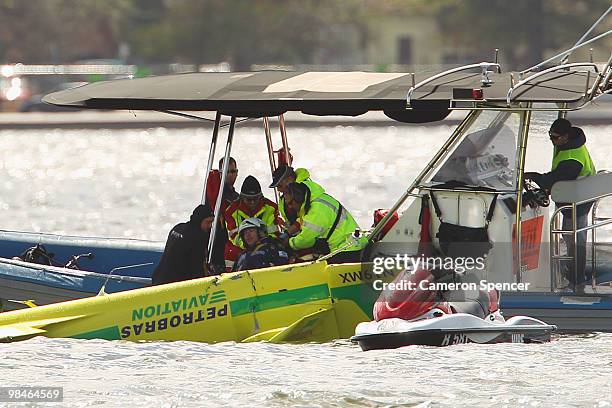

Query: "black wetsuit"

xmin=152 ymin=210 xmax=223 ymax=285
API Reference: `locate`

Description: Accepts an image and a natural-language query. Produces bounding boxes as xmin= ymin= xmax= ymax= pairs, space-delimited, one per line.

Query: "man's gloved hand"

xmin=279 ymin=232 xmax=290 ymax=248
xmin=286 ymin=222 xmax=301 ymax=236
xmin=206 ymin=263 xmax=225 ymax=276
xmin=523 ymin=171 xmax=539 ymax=180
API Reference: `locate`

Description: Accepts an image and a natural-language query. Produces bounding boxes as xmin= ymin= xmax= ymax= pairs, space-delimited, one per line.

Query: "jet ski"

xmin=351 ymin=267 xmax=555 ymax=350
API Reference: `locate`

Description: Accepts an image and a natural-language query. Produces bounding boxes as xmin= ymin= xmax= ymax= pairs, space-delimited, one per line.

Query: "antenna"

xmin=560 ymin=5 xmax=612 ymax=65
xmin=521 ymin=29 xmax=611 ymax=75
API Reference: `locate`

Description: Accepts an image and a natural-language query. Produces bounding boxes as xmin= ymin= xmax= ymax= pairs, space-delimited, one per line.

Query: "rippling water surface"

xmin=0 ymin=120 xmax=610 ymax=240
xmin=0 ymin=119 xmax=611 ymax=407
xmin=2 ymin=334 xmax=611 ymax=408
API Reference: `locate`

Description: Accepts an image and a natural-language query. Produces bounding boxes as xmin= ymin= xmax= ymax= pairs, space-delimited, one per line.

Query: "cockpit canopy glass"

xmin=430 ymin=110 xmax=521 ymax=191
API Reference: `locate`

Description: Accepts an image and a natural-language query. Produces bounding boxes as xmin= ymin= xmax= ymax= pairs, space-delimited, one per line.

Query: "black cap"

xmin=190 ymin=203 xmax=214 ymax=225
xmin=269 ymin=165 xmax=293 ymax=188
xmin=550 ymin=118 xmax=572 ymax=135
xmin=241 ymin=175 xmax=262 ymax=197
xmin=288 ymin=182 xmax=308 ymax=204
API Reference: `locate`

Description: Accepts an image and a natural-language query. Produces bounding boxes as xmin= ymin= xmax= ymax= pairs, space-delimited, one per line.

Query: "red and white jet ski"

xmin=351 ymin=268 xmax=555 ymax=350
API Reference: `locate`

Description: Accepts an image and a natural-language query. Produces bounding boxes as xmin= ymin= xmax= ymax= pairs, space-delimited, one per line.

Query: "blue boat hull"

xmin=0 ymin=230 xmax=162 ymax=311
xmin=501 ymin=291 xmax=612 ymax=332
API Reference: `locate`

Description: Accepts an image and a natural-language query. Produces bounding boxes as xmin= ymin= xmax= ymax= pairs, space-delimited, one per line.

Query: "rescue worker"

xmin=269 ymin=165 xmax=324 ymax=235
xmin=233 ymin=218 xmax=290 ymax=271
xmin=224 ymin=175 xmax=283 ymax=251
xmin=282 ymin=182 xmax=367 ymax=263
xmin=152 ymin=203 xmax=224 ymax=285
xmin=524 ymin=118 xmax=596 ymax=292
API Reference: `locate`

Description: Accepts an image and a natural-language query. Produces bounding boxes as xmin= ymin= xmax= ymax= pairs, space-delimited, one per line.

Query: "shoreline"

xmin=0 ymin=104 xmax=610 ymax=129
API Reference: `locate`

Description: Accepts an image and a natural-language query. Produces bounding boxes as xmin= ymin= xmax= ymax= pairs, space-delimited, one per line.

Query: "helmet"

xmin=238 ymin=217 xmax=267 ymax=237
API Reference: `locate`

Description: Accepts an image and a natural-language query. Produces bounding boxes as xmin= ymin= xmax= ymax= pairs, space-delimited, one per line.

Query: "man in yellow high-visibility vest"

xmin=269 ymin=165 xmax=324 ymax=236
xmin=524 ymin=118 xmax=596 ymax=292
xmin=281 ymin=182 xmax=366 ymax=263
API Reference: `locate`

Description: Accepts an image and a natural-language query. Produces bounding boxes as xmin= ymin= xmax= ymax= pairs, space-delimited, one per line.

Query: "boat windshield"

xmin=430 ymin=110 xmax=521 ymax=191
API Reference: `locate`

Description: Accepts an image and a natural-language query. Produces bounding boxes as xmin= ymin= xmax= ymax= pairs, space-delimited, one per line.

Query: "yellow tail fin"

xmin=241 ymin=307 xmax=338 ymax=343
xmin=0 ymin=315 xmax=84 ymax=342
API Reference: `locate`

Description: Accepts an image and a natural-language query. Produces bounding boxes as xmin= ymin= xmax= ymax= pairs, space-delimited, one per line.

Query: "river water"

xmin=0 ymin=120 xmax=611 ymax=407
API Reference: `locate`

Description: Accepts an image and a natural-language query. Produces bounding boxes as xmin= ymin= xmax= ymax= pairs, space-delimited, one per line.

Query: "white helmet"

xmin=238 ymin=217 xmax=266 ymax=236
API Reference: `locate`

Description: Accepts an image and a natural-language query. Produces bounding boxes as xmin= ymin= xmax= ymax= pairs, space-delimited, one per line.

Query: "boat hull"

xmin=0 ymin=260 xmax=149 ymax=312
xmin=351 ymin=315 xmax=555 ymax=350
xmin=501 ymin=292 xmax=612 ymax=332
xmin=0 ymin=231 xmax=161 ymax=310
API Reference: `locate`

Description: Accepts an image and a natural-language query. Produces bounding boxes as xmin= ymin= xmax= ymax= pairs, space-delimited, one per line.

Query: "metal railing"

xmin=549 ymin=191 xmax=612 ymax=292
xmin=506 ymin=63 xmax=599 ymax=106
xmin=406 ymin=62 xmax=501 ymax=108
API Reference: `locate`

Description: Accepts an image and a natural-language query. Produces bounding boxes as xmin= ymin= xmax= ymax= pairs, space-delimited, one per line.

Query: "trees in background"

xmin=0 ymin=0 xmax=609 ymax=70
xmin=0 ymin=0 xmax=131 ymax=63
xmin=432 ymin=0 xmax=612 ymax=69
xmin=125 ymin=0 xmax=370 ymax=69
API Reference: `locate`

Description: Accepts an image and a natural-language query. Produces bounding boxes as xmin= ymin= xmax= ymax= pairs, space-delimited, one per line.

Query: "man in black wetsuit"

xmin=524 ymin=118 xmax=596 ymax=292
xmin=152 ymin=203 xmax=224 ymax=285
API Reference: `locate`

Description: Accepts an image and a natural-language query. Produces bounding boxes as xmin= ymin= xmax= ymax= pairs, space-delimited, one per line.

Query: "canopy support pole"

xmin=278 ymin=114 xmax=291 ymax=166
xmin=263 ymin=117 xmax=279 ymax=203
xmin=201 ymin=112 xmax=221 ymax=204
xmin=207 ymin=116 xmax=236 ymax=265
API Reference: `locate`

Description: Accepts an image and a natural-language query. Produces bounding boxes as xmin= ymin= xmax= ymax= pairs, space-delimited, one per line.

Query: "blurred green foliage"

xmin=0 ymin=0 xmax=609 ymax=70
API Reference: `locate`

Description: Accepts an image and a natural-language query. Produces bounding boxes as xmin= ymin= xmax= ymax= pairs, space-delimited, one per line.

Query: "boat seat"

xmin=449 ymin=300 xmax=487 ymax=319
xmin=446 ymin=288 xmax=490 ymax=319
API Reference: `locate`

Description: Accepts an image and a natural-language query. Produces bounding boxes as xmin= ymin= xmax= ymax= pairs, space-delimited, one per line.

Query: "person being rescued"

xmin=269 ymin=164 xmax=324 ymax=236
xmin=523 ymin=118 xmax=596 ymax=292
xmin=223 ymin=175 xmax=283 ymax=267
xmin=280 ymin=182 xmax=367 ymax=263
xmin=232 ymin=217 xmax=290 ymax=271
xmin=152 ymin=203 xmax=224 ymax=285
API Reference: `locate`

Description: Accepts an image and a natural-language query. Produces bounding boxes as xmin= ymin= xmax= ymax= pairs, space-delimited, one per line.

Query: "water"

xmin=1 ymin=335 xmax=611 ymax=407
xmin=1 ymin=123 xmax=610 ymax=240
xmin=1 ymin=122 xmax=611 ymax=407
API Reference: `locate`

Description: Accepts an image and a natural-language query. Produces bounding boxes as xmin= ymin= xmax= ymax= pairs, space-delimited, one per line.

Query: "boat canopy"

xmin=42 ymin=69 xmax=604 ymax=123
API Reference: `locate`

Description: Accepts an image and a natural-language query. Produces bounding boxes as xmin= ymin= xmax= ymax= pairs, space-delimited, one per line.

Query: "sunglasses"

xmin=242 ymin=196 xmax=260 ymax=203
xmin=548 ymin=131 xmax=563 ymax=140
xmin=227 ymin=169 xmax=238 ymax=174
